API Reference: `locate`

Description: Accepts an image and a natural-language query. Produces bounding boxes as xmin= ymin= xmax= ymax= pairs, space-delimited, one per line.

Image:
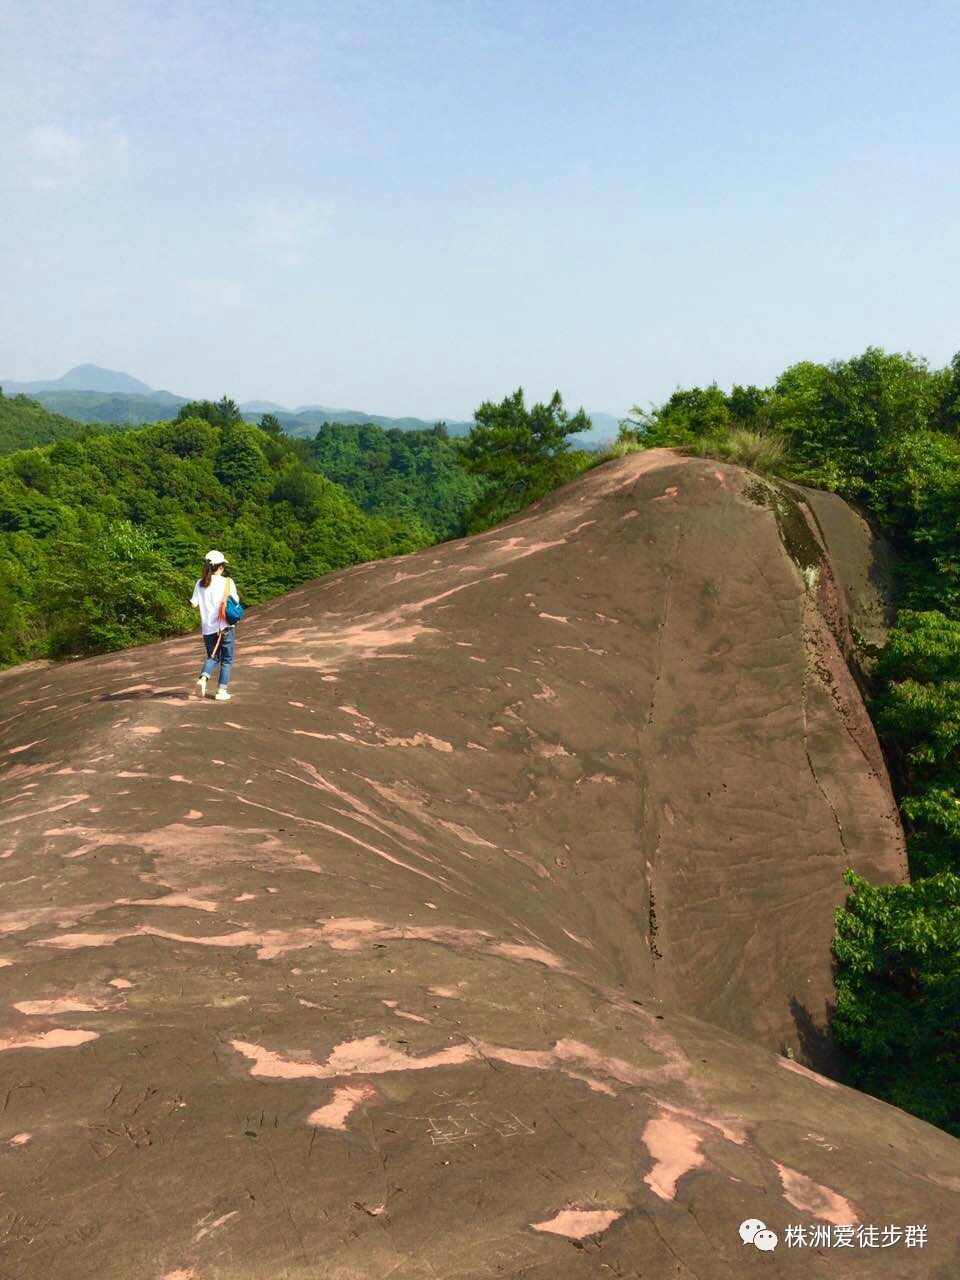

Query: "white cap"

xmin=205 ymin=549 xmax=226 ymax=565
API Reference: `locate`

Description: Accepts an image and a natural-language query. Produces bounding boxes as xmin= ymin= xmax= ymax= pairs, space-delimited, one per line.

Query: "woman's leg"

xmin=216 ymin=627 xmax=235 ymax=687
xmin=201 ymin=633 xmax=220 ymax=677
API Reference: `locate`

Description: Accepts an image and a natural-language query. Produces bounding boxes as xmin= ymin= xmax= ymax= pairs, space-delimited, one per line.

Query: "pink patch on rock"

xmin=128 ymin=893 xmax=219 ymax=912
xmin=307 ymin=1083 xmax=377 ymax=1130
xmin=531 ymin=1208 xmax=622 ymax=1239
xmin=1 ymin=902 xmax=109 ymax=936
xmin=13 ymin=998 xmax=103 ymax=1015
xmin=0 ymin=1028 xmax=99 ymax=1053
xmin=552 ymin=1040 xmax=652 ymax=1087
xmin=9 ymin=1132 xmax=32 ymax=1146
xmin=192 ymin=1210 xmax=239 ymax=1243
xmin=652 ymin=1097 xmax=747 ymax=1147
xmin=231 ymin=1034 xmax=476 ymax=1081
xmin=435 ymin=819 xmax=496 ymax=848
xmin=565 ymin=1072 xmax=616 ymax=1096
xmin=381 ymin=732 xmax=453 ymax=752
xmin=381 ymin=1000 xmax=429 ymax=1023
xmin=642 ymin=1115 xmax=706 ymax=1200
xmin=0 ymin=793 xmax=88 ymax=827
xmin=108 ymin=978 xmax=134 ymax=989
xmin=925 ymin=1171 xmax=960 ymax=1192
xmin=30 ymin=931 xmax=126 ymax=950
xmin=491 ymin=942 xmax=568 ymax=970
xmin=339 ymin=705 xmax=374 ymax=723
xmin=776 ymin=1163 xmax=860 ymax=1226
xmin=561 ymin=929 xmax=593 ymax=948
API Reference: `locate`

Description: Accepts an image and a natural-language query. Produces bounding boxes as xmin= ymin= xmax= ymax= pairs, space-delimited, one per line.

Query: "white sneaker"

xmin=214 ymin=688 xmax=232 ymax=701
xmin=196 ymin=674 xmax=208 ymax=698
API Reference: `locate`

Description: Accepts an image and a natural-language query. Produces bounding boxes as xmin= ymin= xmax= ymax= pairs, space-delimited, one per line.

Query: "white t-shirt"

xmin=191 ymin=575 xmax=239 ymax=635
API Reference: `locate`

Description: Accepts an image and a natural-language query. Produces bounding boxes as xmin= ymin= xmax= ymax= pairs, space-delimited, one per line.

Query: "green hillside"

xmin=0 ymin=399 xmax=431 ymax=667
xmin=6 ymin=378 xmax=615 ymax=448
xmin=309 ymin=421 xmax=486 ymax=539
xmin=12 ymin=387 xmax=471 ymax=436
xmin=0 ymin=390 xmax=127 ymax=454
xmin=267 ymin=408 xmax=474 ymax=438
xmin=24 ymin=389 xmax=187 ymax=425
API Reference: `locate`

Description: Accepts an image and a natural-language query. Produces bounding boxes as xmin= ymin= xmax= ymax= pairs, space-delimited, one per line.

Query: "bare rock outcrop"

xmin=0 ymin=450 xmax=955 ymax=1279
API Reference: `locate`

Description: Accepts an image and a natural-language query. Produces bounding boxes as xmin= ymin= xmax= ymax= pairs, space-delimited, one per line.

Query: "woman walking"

xmin=190 ymin=550 xmax=240 ymax=701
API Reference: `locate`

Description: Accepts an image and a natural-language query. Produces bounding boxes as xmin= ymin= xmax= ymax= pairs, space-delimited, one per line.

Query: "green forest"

xmin=1 ymin=351 xmax=957 ymax=1137
xmin=0 ymin=395 xmax=479 ymax=664
xmin=0 ymin=388 xmax=584 ymax=668
xmin=309 ymin=420 xmax=485 ymax=540
xmin=0 ymin=391 xmax=128 ymax=454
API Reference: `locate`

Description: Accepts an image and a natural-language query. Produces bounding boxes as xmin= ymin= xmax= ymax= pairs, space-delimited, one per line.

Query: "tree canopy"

xmin=460 ymin=388 xmax=592 ymax=531
xmin=0 ymin=408 xmax=431 ymax=666
xmin=0 ymin=388 xmax=124 ymax=455
xmin=310 ymin=421 xmax=484 ymax=541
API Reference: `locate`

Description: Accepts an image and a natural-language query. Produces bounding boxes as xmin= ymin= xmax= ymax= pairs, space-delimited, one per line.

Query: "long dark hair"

xmin=200 ymin=559 xmax=226 ymax=589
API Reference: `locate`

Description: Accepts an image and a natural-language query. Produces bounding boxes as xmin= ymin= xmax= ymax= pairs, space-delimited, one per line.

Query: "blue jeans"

xmin=201 ymin=627 xmax=235 ymax=687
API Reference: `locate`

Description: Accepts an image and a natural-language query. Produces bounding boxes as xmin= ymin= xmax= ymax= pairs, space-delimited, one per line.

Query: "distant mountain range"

xmin=0 ymin=364 xmax=624 ymax=445
xmin=1 ymin=363 xmax=158 ymax=396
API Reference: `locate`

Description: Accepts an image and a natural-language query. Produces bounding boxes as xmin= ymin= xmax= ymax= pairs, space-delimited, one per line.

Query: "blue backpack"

xmin=222 ymin=578 xmax=245 ymax=625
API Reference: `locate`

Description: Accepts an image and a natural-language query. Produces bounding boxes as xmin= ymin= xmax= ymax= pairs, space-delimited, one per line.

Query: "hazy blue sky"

xmin=1 ymin=0 xmax=958 ymax=418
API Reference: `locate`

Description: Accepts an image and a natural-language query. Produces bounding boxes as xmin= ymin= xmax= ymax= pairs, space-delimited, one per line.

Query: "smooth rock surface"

xmin=1 ymin=450 xmax=956 ymax=1278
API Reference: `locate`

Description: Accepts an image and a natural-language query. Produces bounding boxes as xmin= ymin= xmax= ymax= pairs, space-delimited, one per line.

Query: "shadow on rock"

xmin=789 ymin=994 xmax=846 ymax=1079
